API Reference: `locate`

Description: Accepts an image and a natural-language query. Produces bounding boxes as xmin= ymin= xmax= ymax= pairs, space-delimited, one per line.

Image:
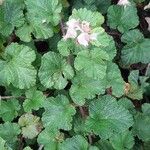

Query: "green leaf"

xmin=0 ymin=43 xmax=37 ymax=89
xmin=142 ymin=103 xmax=150 ymax=115
xmin=42 ymin=95 xmax=76 ymax=130
xmin=89 ymin=146 xmax=99 ymax=150
xmin=103 ymin=62 xmax=125 ymax=97
xmin=0 ymin=0 xmax=24 ymax=36
xmin=74 ymin=116 xmax=88 ymax=135
xmin=23 ymin=146 xmax=32 ymax=150
xmin=25 ymin=0 xmax=62 ymax=39
xmin=58 ymin=39 xmax=86 ymax=56
xmin=0 ymin=99 xmax=20 ymax=122
xmin=74 ymin=49 xmax=109 ymax=80
xmin=23 ymin=89 xmax=45 ymax=112
xmin=110 ymin=130 xmax=134 ymax=150
xmin=118 ymin=97 xmax=135 ymax=114
xmin=86 ymin=95 xmax=133 ymax=139
xmin=0 ymin=122 xmax=21 ymax=149
xmin=38 ymin=51 xmax=74 ymax=89
xmin=37 ymin=127 xmax=64 ymax=150
xmin=133 ymin=112 xmax=150 ymax=142
xmin=69 ymin=71 xmax=105 ymax=106
xmin=16 ymin=23 xmax=32 ymax=42
xmin=121 ymin=30 xmax=150 ymax=66
xmin=59 ymin=135 xmax=89 ymax=150
xmin=70 ymin=8 xmax=104 ymax=27
xmin=126 ymin=71 xmax=143 ymax=100
xmin=0 ymin=137 xmax=12 ymax=150
xmin=95 ymin=34 xmax=117 ymax=60
xmin=107 ymin=5 xmax=139 ymax=33
xmin=96 ymin=140 xmax=113 ymax=150
xmin=18 ymin=113 xmax=43 ymax=139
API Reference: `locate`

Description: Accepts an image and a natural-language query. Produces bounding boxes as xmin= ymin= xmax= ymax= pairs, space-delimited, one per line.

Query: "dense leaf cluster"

xmin=0 ymin=0 xmax=150 ymax=149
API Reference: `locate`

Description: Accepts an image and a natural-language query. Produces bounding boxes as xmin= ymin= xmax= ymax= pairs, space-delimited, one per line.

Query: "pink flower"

xmin=81 ymin=21 xmax=91 ymax=33
xmin=66 ymin=19 xmax=80 ymax=29
xmin=77 ymin=32 xmax=98 ymax=47
xmin=77 ymin=33 xmax=90 ymax=47
xmin=63 ymin=27 xmax=77 ymax=40
xmin=63 ymin=19 xmax=80 ymax=40
xmin=117 ymin=0 xmax=130 ymax=6
xmin=63 ymin=19 xmax=98 ymax=47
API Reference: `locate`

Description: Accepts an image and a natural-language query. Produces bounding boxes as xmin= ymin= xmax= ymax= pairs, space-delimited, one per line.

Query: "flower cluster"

xmin=63 ymin=19 xmax=98 ymax=47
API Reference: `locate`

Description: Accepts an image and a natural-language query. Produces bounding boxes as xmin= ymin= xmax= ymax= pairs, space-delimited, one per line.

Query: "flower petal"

xmin=63 ymin=28 xmax=77 ymax=40
xmin=77 ymin=33 xmax=90 ymax=47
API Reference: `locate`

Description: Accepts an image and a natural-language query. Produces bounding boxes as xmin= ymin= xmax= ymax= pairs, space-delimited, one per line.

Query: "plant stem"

xmin=0 ymin=96 xmax=25 ymax=100
xmin=145 ymin=63 xmax=150 ymax=76
xmin=60 ymin=20 xmax=65 ymax=36
xmin=79 ymin=106 xmax=86 ymax=119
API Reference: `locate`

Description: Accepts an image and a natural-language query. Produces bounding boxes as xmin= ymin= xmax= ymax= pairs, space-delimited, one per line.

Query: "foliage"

xmin=0 ymin=0 xmax=150 ymax=149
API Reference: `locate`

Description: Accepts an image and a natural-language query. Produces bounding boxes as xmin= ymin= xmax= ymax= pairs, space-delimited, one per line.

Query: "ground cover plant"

xmin=0 ymin=0 xmax=150 ymax=149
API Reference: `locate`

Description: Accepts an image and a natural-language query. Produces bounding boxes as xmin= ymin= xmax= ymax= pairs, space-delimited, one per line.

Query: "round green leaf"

xmin=37 ymin=127 xmax=64 ymax=150
xmin=70 ymin=71 xmax=105 ymax=106
xmin=74 ymin=49 xmax=109 ymax=80
xmin=18 ymin=113 xmax=43 ymax=139
xmin=107 ymin=5 xmax=139 ymax=33
xmin=38 ymin=51 xmax=74 ymax=89
xmin=0 ymin=43 xmax=37 ymax=89
xmin=25 ymin=0 xmax=62 ymax=39
xmin=42 ymin=95 xmax=76 ymax=130
xmin=86 ymin=95 xmax=133 ymax=139
xmin=110 ymin=130 xmax=134 ymax=150
xmin=0 ymin=99 xmax=20 ymax=122
xmin=59 ymin=135 xmax=89 ymax=150
xmin=23 ymin=89 xmax=45 ymax=112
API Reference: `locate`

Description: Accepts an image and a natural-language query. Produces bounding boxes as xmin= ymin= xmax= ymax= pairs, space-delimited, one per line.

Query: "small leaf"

xmin=70 ymin=71 xmax=105 ymax=106
xmin=23 ymin=146 xmax=32 ymax=150
xmin=0 ymin=137 xmax=12 ymax=150
xmin=0 ymin=0 xmax=24 ymax=36
xmin=59 ymin=135 xmax=89 ymax=150
xmin=121 ymin=30 xmax=150 ymax=66
xmin=110 ymin=130 xmax=134 ymax=150
xmin=107 ymin=5 xmax=139 ymax=33
xmin=70 ymin=8 xmax=104 ymax=27
xmin=0 ymin=43 xmax=37 ymax=89
xmin=0 ymin=99 xmax=20 ymax=122
xmin=133 ymin=112 xmax=150 ymax=142
xmin=142 ymin=103 xmax=150 ymax=115
xmin=42 ymin=95 xmax=76 ymax=130
xmin=118 ymin=97 xmax=135 ymax=114
xmin=18 ymin=113 xmax=43 ymax=139
xmin=37 ymin=127 xmax=64 ymax=150
xmin=86 ymin=95 xmax=133 ymax=139
xmin=126 ymin=71 xmax=144 ymax=100
xmin=103 ymin=62 xmax=125 ymax=97
xmin=38 ymin=51 xmax=74 ymax=89
xmin=0 ymin=122 xmax=21 ymax=149
xmin=16 ymin=23 xmax=33 ymax=42
xmin=74 ymin=48 xmax=109 ymax=80
xmin=23 ymin=89 xmax=45 ymax=112
xmin=96 ymin=140 xmax=114 ymax=150
xmin=25 ymin=0 xmax=62 ymax=39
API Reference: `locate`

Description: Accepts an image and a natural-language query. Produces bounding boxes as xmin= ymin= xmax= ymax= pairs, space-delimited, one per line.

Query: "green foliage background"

xmin=0 ymin=0 xmax=150 ymax=149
